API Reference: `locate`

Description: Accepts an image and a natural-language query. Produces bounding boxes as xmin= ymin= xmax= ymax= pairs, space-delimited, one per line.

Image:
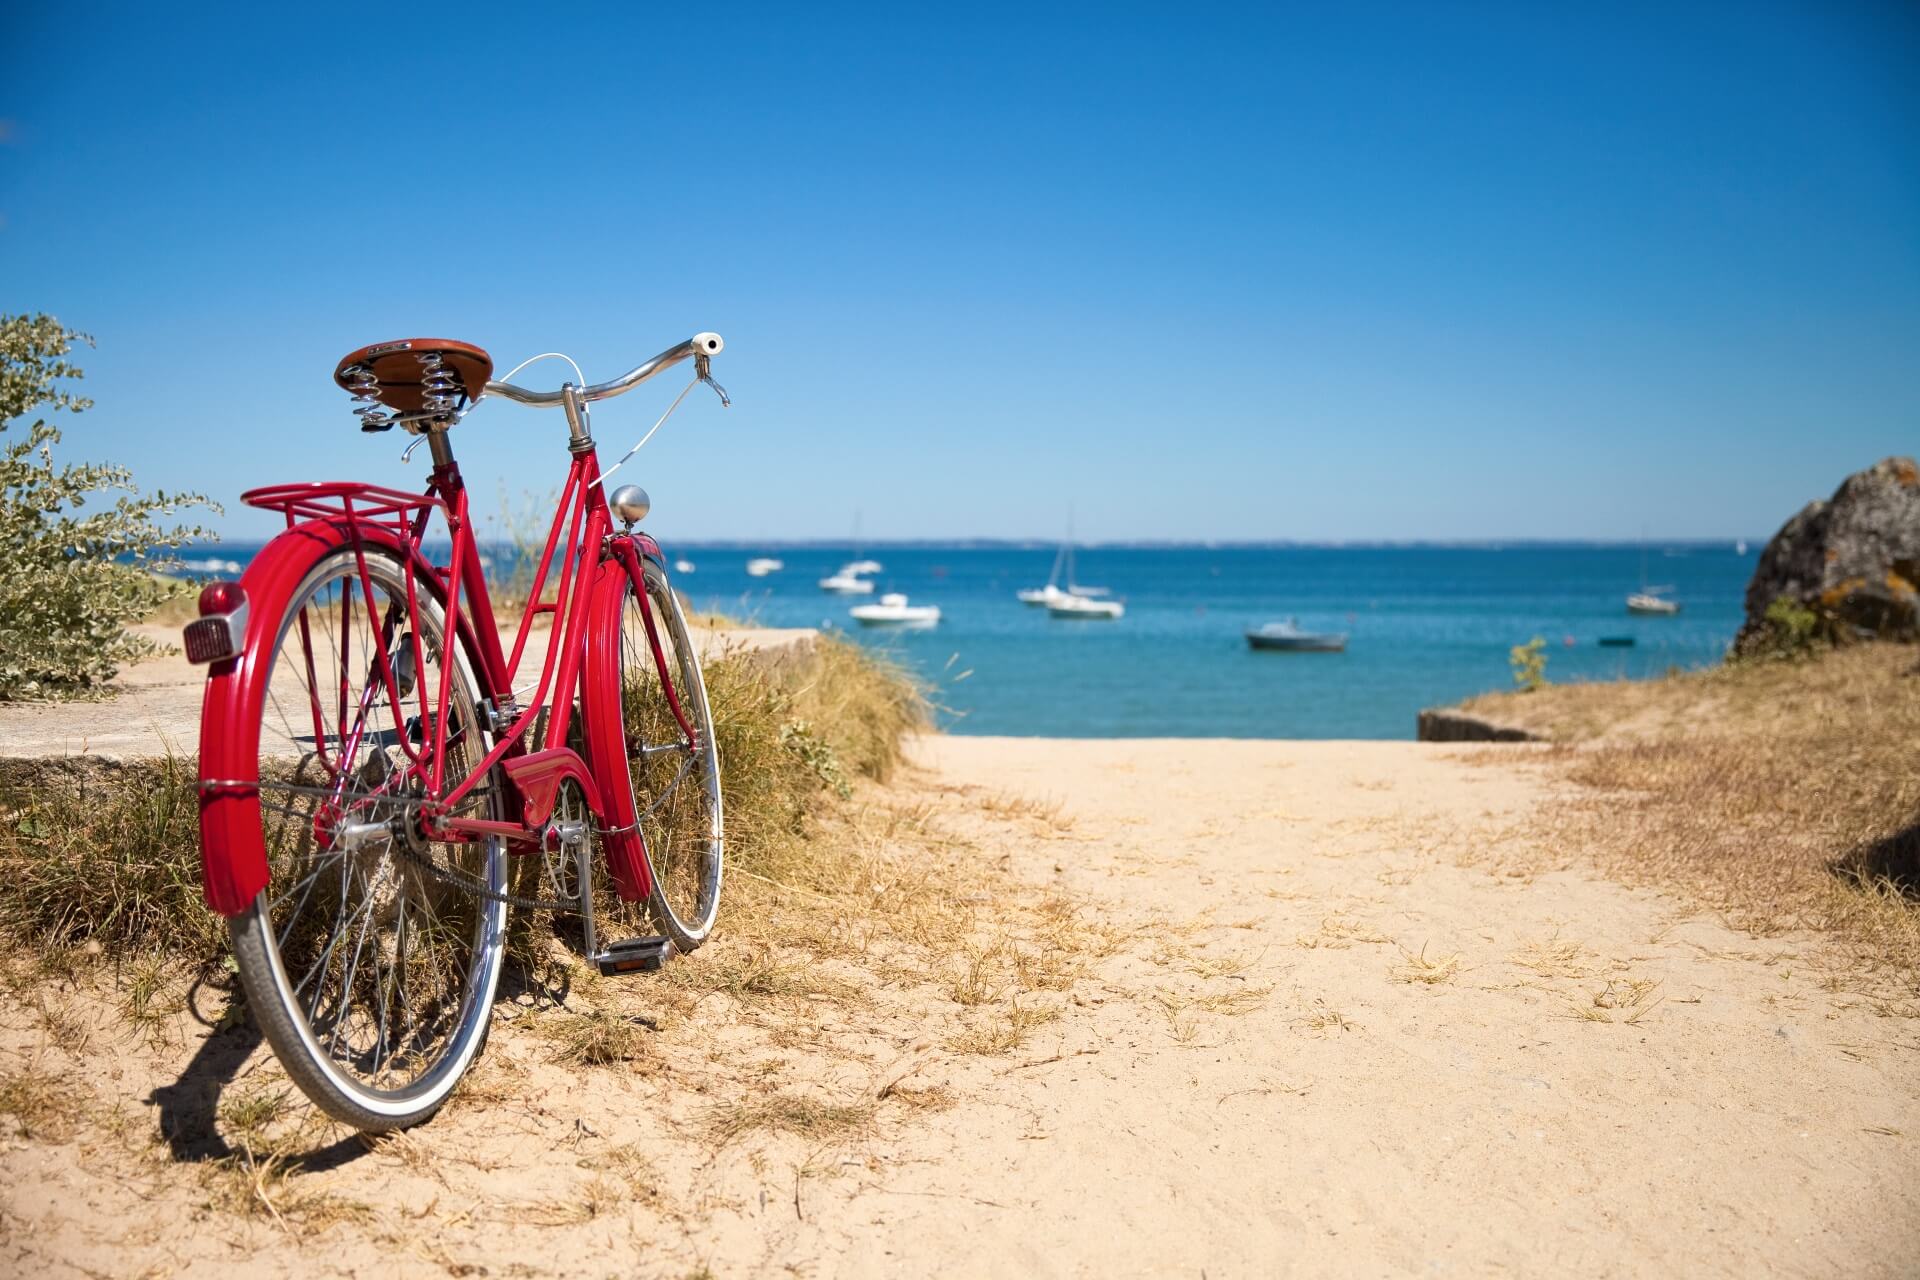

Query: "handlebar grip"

xmin=691 ymin=332 xmax=723 ymax=356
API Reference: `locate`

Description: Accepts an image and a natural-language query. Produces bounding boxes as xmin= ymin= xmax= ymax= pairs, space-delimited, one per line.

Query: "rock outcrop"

xmin=1734 ymin=456 xmax=1920 ymax=655
xmin=1415 ymin=708 xmax=1541 ymax=743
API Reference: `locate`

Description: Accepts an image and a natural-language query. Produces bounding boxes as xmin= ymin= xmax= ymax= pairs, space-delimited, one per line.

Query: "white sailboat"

xmin=1018 ymin=540 xmax=1073 ymax=606
xmin=1626 ymin=538 xmax=1681 ymax=615
xmin=1019 ymin=515 xmax=1111 ymax=605
xmin=819 ymin=570 xmax=875 ymax=594
xmin=821 ymin=512 xmax=882 ymax=592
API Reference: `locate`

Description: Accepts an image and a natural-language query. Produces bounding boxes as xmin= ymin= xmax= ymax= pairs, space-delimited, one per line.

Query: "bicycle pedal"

xmin=594 ymin=936 xmax=673 ymax=976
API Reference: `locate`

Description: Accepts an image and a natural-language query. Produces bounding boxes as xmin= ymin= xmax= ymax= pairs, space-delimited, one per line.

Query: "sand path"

xmin=4 ymin=737 xmax=1915 ymax=1276
xmin=772 ymin=737 xmax=1918 ymax=1277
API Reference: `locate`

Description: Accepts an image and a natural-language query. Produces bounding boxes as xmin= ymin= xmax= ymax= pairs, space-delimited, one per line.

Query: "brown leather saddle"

xmin=333 ymin=339 xmax=493 ymax=431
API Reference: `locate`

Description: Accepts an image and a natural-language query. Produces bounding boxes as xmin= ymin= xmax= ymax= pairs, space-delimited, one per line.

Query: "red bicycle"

xmin=188 ymin=333 xmax=729 ymax=1129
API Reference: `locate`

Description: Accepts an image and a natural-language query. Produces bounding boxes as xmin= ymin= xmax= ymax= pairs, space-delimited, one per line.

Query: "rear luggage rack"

xmin=243 ymin=481 xmax=446 ymax=529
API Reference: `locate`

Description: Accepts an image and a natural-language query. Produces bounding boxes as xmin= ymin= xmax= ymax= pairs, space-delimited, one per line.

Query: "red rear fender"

xmin=197 ymin=520 xmax=470 ymax=915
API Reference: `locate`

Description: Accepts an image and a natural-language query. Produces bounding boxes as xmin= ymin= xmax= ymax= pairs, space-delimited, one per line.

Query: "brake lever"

xmin=694 ymin=353 xmax=731 ymax=408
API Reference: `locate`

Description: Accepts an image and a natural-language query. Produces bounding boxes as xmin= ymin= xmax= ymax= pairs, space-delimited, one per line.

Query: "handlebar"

xmin=481 ymin=333 xmax=724 ymax=408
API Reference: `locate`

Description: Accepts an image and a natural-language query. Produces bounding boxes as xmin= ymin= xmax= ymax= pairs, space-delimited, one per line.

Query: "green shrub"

xmin=0 ymin=314 xmax=217 ymax=700
xmin=1750 ymin=595 xmax=1826 ymax=661
xmin=1509 ymin=635 xmax=1549 ymax=692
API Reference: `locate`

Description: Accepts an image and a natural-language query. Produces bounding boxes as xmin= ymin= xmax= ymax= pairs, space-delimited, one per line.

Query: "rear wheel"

xmin=605 ymin=557 xmax=724 ymax=950
xmin=226 ymin=547 xmax=506 ymax=1131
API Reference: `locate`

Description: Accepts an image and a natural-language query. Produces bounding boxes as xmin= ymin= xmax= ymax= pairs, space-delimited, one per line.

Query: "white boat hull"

xmin=851 ymin=608 xmax=940 ymax=627
xmin=1048 ymin=598 xmax=1124 ymax=620
xmin=851 ymin=592 xmax=939 ymax=627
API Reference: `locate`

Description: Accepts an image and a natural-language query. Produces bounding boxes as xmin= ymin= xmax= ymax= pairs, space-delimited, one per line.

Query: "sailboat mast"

xmin=1064 ymin=507 xmax=1077 ymax=592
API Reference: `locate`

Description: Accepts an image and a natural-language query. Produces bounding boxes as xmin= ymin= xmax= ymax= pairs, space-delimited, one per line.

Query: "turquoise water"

xmin=179 ymin=542 xmax=1752 ymax=739
xmin=668 ymin=544 xmax=1752 ymax=739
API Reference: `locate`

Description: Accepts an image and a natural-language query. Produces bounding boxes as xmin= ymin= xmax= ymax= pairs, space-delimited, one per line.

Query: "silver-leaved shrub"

xmin=0 ymin=313 xmax=218 ymax=700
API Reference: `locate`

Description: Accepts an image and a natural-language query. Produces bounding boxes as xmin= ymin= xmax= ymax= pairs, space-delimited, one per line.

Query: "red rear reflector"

xmin=198 ymin=581 xmax=246 ymax=616
xmin=186 ymin=581 xmax=247 ymax=663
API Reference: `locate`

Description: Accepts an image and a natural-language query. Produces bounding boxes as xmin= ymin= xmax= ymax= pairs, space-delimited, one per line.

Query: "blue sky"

xmin=2 ymin=2 xmax=1915 ymax=544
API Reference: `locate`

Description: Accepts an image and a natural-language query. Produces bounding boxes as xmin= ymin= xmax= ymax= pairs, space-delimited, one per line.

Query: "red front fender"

xmin=197 ymin=519 xmax=464 ymax=915
xmin=581 ymin=543 xmax=654 ymax=903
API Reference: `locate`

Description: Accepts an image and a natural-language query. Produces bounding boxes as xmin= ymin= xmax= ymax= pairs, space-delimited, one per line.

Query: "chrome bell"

xmin=611 ymin=484 xmax=650 ymax=527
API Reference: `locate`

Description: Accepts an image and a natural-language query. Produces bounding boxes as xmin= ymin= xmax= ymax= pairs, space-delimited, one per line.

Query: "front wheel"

xmin=598 ymin=555 xmax=724 ymax=951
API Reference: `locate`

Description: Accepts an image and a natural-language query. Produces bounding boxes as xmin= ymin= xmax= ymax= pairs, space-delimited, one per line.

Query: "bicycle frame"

xmin=197 ymin=421 xmax=687 ymax=915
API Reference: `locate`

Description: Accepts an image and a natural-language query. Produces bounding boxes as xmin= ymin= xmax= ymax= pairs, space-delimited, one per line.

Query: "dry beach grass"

xmin=1459 ymin=642 xmax=1920 ymax=998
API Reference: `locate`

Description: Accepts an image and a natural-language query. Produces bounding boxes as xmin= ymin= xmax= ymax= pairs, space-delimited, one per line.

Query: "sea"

xmin=173 ymin=541 xmax=1755 ymax=740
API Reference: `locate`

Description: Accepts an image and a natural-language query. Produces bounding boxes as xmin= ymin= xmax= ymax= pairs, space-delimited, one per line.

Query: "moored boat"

xmin=819 ymin=570 xmax=875 ymax=594
xmin=850 ymin=592 xmax=940 ymax=627
xmin=746 ymin=557 xmax=784 ymax=577
xmin=1017 ymin=582 xmax=1073 ymax=606
xmin=1628 ymin=538 xmax=1681 ymax=614
xmin=1245 ymin=619 xmax=1347 ymax=652
xmin=1020 ymin=513 xmax=1113 ymax=606
xmin=1048 ymin=594 xmax=1124 ymax=620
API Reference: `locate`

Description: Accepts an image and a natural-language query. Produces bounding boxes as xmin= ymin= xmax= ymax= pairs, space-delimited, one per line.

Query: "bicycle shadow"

xmin=1831 ymin=818 xmax=1920 ymax=898
xmin=147 ymin=974 xmax=367 ymax=1174
xmin=149 ymin=959 xmax=572 ymax=1171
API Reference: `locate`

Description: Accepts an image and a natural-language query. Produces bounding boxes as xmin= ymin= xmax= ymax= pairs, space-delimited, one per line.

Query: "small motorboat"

xmin=819 ymin=571 xmax=875 ymax=594
xmin=1626 ymin=591 xmax=1681 ymax=616
xmin=1246 ymin=619 xmax=1347 ymax=652
xmin=746 ymin=557 xmax=784 ymax=577
xmin=1048 ymin=594 xmax=1124 ymax=620
xmin=1597 ymin=635 xmax=1637 ymax=648
xmin=673 ymin=558 xmax=696 ymax=574
xmin=850 ymin=592 xmax=940 ymax=627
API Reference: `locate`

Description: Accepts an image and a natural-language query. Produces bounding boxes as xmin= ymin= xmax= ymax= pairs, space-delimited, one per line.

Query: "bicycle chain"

xmin=387 ymin=838 xmax=586 ymax=915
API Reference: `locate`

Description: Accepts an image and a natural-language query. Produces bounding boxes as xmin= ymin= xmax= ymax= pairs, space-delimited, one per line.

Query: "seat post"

xmin=427 ymin=430 xmax=456 ymax=469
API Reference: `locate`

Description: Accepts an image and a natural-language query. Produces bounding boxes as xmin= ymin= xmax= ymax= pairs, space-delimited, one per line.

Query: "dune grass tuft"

xmin=0 ymin=753 xmax=223 ymax=962
xmin=0 ymin=1056 xmax=83 ymax=1142
xmin=703 ymin=1091 xmax=877 ymax=1144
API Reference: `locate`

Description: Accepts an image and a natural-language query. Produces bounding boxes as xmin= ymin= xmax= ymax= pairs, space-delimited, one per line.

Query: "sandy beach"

xmin=4 ymin=733 xmax=1913 ymax=1277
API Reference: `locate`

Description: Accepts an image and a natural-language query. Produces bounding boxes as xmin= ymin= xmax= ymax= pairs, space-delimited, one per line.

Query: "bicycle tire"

xmin=598 ymin=554 xmax=724 ymax=950
xmin=225 ymin=545 xmax=507 ymax=1131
